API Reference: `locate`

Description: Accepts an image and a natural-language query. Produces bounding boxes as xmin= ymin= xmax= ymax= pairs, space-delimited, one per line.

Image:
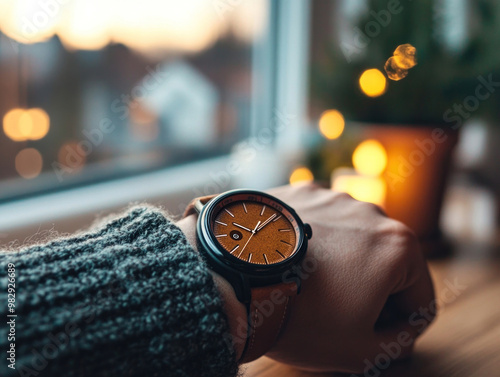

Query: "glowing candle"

xmin=331 ymin=167 xmax=386 ymax=206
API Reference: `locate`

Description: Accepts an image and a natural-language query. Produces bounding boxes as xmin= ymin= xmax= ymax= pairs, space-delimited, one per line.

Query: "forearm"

xmin=177 ymin=215 xmax=247 ymax=360
xmin=0 ymin=207 xmax=239 ymax=377
xmin=177 ymin=215 xmax=248 ymax=360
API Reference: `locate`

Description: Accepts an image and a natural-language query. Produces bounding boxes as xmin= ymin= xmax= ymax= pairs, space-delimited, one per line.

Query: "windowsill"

xmin=0 ymin=156 xmax=231 ymax=243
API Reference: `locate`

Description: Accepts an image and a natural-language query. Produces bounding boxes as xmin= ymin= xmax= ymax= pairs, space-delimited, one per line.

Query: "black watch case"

xmin=195 ymin=189 xmax=311 ymax=304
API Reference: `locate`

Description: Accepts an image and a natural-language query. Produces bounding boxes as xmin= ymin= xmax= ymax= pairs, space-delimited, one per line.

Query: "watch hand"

xmin=256 ymin=213 xmax=277 ymax=232
xmin=238 ymin=221 xmax=261 ymax=257
xmin=251 ymin=220 xmax=261 ymax=234
xmin=232 ymin=222 xmax=252 ymax=232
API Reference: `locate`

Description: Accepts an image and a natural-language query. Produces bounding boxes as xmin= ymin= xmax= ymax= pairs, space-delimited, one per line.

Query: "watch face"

xmin=207 ymin=192 xmax=302 ymax=265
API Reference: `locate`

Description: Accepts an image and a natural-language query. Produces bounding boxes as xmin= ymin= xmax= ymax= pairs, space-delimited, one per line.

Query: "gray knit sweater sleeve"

xmin=0 ymin=207 xmax=238 ymax=377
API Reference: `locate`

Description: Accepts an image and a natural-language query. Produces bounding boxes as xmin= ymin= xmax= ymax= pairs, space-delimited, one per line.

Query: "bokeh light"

xmin=289 ymin=167 xmax=314 ymax=186
xmin=18 ymin=111 xmax=34 ymax=138
xmin=57 ymin=0 xmax=111 ymax=51
xmin=333 ymin=174 xmax=386 ymax=206
xmin=3 ymin=109 xmax=26 ymax=141
xmin=384 ymin=44 xmax=417 ymax=81
xmin=393 ymin=44 xmax=417 ymax=69
xmin=359 ymin=69 xmax=387 ymax=97
xmin=28 ymin=108 xmax=51 ymax=140
xmin=0 ymin=0 xmax=58 ymax=44
xmin=3 ymin=108 xmax=50 ymax=141
xmin=15 ymin=148 xmax=43 ymax=179
xmin=0 ymin=0 xmax=267 ymax=54
xmin=352 ymin=139 xmax=388 ymax=176
xmin=57 ymin=141 xmax=86 ymax=174
xmin=319 ymin=110 xmax=345 ymax=140
xmin=384 ymin=57 xmax=409 ymax=81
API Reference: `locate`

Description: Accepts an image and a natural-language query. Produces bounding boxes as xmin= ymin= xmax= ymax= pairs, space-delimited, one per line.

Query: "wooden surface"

xmin=243 ymin=240 xmax=500 ymax=377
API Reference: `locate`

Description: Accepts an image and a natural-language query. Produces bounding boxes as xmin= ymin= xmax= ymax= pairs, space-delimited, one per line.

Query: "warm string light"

xmin=359 ymin=69 xmax=387 ymax=97
xmin=3 ymin=108 xmax=50 ymax=142
xmin=319 ymin=110 xmax=345 ymax=140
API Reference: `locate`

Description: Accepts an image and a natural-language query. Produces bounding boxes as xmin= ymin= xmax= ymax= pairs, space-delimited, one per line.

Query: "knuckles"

xmin=330 ymin=191 xmax=354 ymax=201
xmin=376 ymin=219 xmax=420 ymax=266
xmin=378 ymin=219 xmax=417 ymax=250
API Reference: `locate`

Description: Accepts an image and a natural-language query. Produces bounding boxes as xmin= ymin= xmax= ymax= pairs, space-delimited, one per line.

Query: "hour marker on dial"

xmin=229 ymin=245 xmax=240 ymax=254
xmin=216 ymin=234 xmax=227 ymax=238
xmin=260 ymin=206 xmax=266 ymax=216
xmin=275 ymin=250 xmax=285 ymax=259
xmin=242 ymin=203 xmax=248 ymax=213
xmin=247 ymin=253 xmax=253 ymax=262
xmin=225 ymin=209 xmax=235 ymax=217
xmin=215 ymin=221 xmax=227 ymax=226
xmin=263 ymin=254 xmax=269 ymax=264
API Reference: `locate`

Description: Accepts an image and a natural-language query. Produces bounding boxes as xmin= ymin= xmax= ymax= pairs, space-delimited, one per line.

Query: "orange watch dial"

xmin=212 ymin=199 xmax=298 ymax=265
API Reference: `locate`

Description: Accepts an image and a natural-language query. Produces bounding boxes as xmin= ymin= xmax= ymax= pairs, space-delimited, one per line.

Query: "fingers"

xmin=367 ymin=269 xmax=435 ymax=366
xmin=371 ymin=320 xmax=419 ymax=362
xmin=372 ymin=272 xmax=435 ymax=356
xmin=388 ymin=231 xmax=436 ymax=325
xmin=368 ymin=220 xmax=436 ymax=363
xmin=373 ymin=261 xmax=435 ymax=364
xmin=378 ymin=219 xmax=435 ymax=318
xmin=389 ymin=263 xmax=436 ymax=330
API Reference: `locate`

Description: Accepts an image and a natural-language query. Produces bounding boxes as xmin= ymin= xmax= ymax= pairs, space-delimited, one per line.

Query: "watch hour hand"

xmin=232 ymin=222 xmax=252 ymax=232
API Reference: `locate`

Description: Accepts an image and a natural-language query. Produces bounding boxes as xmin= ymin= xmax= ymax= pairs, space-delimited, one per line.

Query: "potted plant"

xmin=310 ymin=0 xmax=500 ymax=255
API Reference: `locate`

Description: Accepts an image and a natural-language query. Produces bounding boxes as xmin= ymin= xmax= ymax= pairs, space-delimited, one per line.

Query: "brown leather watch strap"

xmin=183 ymin=194 xmax=299 ymax=363
xmin=182 ymin=194 xmax=217 ymax=218
xmin=240 ymin=281 xmax=298 ymax=363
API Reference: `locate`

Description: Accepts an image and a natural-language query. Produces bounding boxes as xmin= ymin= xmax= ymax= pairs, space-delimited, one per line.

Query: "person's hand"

xmin=265 ymin=184 xmax=436 ymax=373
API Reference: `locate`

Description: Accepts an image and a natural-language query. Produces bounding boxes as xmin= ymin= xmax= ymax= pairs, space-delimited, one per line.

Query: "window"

xmin=0 ymin=0 xmax=272 ymax=202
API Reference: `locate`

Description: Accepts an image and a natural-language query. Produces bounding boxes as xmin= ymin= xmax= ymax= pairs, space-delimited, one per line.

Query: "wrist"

xmin=176 ymin=214 xmax=248 ymax=360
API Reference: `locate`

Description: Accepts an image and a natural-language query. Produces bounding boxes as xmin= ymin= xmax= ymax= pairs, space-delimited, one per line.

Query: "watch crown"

xmin=304 ymin=223 xmax=313 ymax=239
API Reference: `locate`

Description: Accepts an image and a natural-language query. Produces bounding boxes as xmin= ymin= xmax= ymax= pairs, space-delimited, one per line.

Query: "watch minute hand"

xmin=256 ymin=213 xmax=277 ymax=232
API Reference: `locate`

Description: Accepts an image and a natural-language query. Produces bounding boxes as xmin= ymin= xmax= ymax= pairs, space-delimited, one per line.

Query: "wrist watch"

xmin=183 ymin=189 xmax=312 ymax=363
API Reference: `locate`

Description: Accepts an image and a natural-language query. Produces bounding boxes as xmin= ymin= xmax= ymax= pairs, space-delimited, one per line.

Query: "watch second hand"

xmin=238 ymin=220 xmax=261 ymax=258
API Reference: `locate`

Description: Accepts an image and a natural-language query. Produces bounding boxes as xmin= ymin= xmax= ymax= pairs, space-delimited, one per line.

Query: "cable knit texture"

xmin=0 ymin=207 xmax=238 ymax=377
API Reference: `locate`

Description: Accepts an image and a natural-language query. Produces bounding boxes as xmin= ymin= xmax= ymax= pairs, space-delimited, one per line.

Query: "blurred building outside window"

xmin=1 ymin=0 xmax=305 ymax=203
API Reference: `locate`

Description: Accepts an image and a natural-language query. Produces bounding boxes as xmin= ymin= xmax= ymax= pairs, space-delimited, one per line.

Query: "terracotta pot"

xmin=364 ymin=124 xmax=459 ymax=256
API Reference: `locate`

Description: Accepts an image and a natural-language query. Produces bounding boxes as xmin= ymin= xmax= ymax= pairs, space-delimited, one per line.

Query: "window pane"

xmin=0 ymin=0 xmax=269 ymax=202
